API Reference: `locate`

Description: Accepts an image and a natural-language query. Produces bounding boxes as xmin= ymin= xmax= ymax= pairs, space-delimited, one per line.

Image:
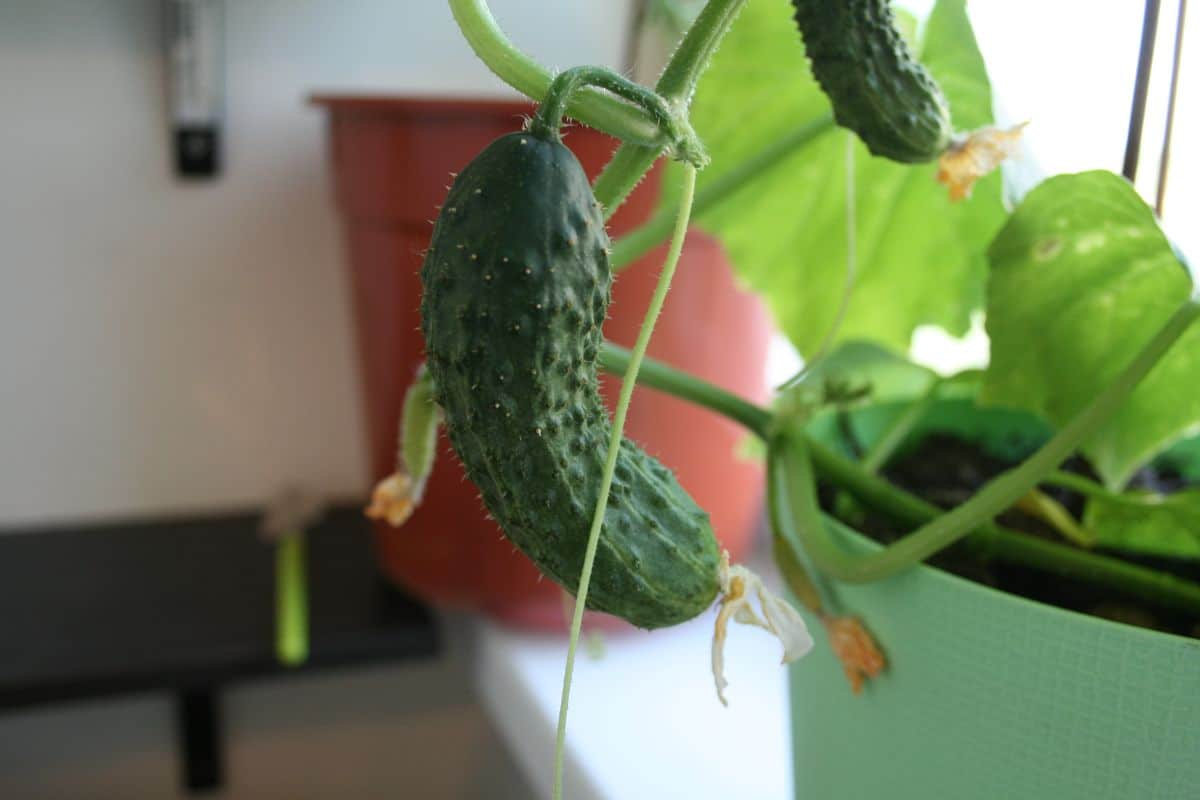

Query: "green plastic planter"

xmin=789 ymin=399 xmax=1200 ymax=799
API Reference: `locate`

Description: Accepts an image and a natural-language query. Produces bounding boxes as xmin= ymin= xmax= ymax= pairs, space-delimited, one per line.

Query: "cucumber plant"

xmin=366 ymin=0 xmax=1200 ymax=797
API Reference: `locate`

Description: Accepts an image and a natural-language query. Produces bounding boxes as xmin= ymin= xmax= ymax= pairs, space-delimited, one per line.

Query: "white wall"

xmin=0 ymin=0 xmax=632 ymax=525
xmin=0 ymin=2 xmax=630 ymax=797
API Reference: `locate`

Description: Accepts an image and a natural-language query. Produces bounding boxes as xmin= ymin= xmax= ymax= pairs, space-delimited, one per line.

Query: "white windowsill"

xmin=472 ymin=611 xmax=793 ymax=800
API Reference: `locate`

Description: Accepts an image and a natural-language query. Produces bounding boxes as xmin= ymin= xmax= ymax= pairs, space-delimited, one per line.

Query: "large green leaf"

xmin=981 ymin=170 xmax=1200 ymax=487
xmin=663 ymin=0 xmax=1005 ymax=356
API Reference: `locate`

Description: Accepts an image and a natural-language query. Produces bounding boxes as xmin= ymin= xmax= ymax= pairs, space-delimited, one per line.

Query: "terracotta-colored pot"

xmin=312 ymin=95 xmax=770 ymax=629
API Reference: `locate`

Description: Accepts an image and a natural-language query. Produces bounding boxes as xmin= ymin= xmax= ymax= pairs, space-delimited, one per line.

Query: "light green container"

xmin=790 ymin=399 xmax=1200 ymax=799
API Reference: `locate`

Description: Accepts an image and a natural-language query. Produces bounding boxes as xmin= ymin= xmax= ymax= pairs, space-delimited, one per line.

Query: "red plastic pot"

xmin=312 ymin=96 xmax=770 ymax=629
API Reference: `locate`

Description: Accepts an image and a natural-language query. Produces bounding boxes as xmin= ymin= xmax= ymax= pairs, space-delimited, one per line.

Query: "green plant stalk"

xmin=609 ymin=113 xmax=837 ymax=270
xmin=553 ymin=165 xmax=698 ymax=800
xmin=448 ymin=0 xmax=663 ymax=145
xmin=598 ymin=341 xmax=1200 ymax=614
xmin=592 ymin=0 xmax=750 ymax=215
xmin=275 ymin=533 xmax=308 ymax=666
xmin=789 ymin=299 xmax=1200 ymax=582
xmin=1013 ymin=489 xmax=1096 ymax=548
xmin=530 ymin=66 xmax=706 ymax=168
xmin=598 ymin=342 xmax=771 ymax=435
xmin=860 ymin=377 xmax=941 ymax=473
xmin=1043 ymin=470 xmax=1171 ymax=507
xmin=767 ymin=456 xmax=828 ymax=616
xmin=594 ymin=144 xmax=670 ymax=222
xmin=531 ymin=66 xmax=674 ymax=141
xmin=654 ymin=0 xmax=748 ymax=104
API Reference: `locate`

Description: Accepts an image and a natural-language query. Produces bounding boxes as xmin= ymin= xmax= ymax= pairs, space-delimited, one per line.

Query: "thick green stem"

xmin=530 ymin=66 xmax=673 ymax=140
xmin=448 ymin=0 xmax=663 ymax=145
xmin=594 ymin=144 xmax=663 ymax=221
xmin=610 ymin=113 xmax=836 ymax=268
xmin=593 ymin=0 xmax=750 ymax=215
xmin=598 ymin=341 xmax=771 ymax=435
xmin=655 ymin=0 xmax=749 ymax=104
xmin=553 ymin=166 xmax=698 ymax=800
xmin=530 ymin=66 xmax=706 ymax=167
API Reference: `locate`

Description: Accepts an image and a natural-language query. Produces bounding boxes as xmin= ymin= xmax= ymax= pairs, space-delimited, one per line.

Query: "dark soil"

xmin=820 ymin=433 xmax=1200 ymax=639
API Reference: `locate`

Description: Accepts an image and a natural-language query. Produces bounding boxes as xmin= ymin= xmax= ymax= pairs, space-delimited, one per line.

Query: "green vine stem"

xmin=599 ymin=342 xmax=770 ymax=435
xmin=859 ymin=378 xmax=942 ymax=473
xmin=1043 ymin=470 xmax=1174 ymax=507
xmin=598 ymin=340 xmax=1200 ymax=615
xmin=787 ymin=298 xmax=1200 ymax=582
xmin=448 ymin=0 xmax=664 ymax=145
xmin=529 ymin=66 xmax=705 ymax=167
xmin=592 ymin=0 xmax=750 ymax=215
xmin=448 ymin=0 xmax=748 ymax=216
xmin=553 ymin=165 xmax=699 ymax=800
xmin=593 ymin=144 xmax=663 ymax=222
xmin=609 ymin=113 xmax=836 ymax=270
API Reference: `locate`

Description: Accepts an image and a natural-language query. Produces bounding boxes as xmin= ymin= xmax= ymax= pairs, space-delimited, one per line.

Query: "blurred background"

xmin=0 ymin=0 xmax=1192 ymax=797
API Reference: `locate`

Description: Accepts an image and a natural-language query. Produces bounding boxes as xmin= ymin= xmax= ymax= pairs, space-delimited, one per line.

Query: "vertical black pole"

xmin=1124 ymin=0 xmax=1163 ymax=182
xmin=1156 ymin=0 xmax=1188 ymax=214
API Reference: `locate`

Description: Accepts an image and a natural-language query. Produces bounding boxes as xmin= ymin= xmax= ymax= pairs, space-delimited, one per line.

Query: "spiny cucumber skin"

xmin=420 ymin=131 xmax=720 ymax=630
xmin=792 ymin=0 xmax=952 ymax=163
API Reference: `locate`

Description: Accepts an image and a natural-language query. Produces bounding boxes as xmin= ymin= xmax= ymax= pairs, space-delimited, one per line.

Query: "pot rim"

xmin=833 ymin=521 xmax=1199 ymax=647
xmin=308 ymin=92 xmax=535 ymax=118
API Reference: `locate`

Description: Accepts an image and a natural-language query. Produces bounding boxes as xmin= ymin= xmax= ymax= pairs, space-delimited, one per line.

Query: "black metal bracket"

xmin=176 ymin=687 xmax=223 ymax=793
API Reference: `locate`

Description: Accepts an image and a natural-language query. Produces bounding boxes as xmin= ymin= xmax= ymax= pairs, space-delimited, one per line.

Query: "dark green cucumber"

xmin=792 ymin=0 xmax=952 ymax=163
xmin=420 ymin=130 xmax=720 ymax=629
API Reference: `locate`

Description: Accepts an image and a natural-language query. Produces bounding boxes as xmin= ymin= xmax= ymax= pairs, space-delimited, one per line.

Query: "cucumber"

xmin=791 ymin=0 xmax=952 ymax=163
xmin=420 ymin=130 xmax=721 ymax=629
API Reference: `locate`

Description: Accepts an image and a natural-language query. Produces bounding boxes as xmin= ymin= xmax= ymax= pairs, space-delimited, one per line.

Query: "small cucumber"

xmin=791 ymin=0 xmax=952 ymax=163
xmin=421 ymin=130 xmax=721 ymax=629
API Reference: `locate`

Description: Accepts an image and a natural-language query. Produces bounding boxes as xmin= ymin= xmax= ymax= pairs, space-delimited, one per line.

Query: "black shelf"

xmin=0 ymin=505 xmax=438 ymax=791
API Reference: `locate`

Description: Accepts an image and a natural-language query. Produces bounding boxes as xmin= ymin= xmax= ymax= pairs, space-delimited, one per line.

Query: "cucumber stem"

xmin=609 ymin=113 xmax=836 ymax=268
xmin=529 ymin=66 xmax=705 ymax=168
xmin=554 ymin=166 xmax=699 ymax=800
xmin=447 ymin=0 xmax=663 ymax=146
xmin=592 ymin=0 xmax=750 ymax=216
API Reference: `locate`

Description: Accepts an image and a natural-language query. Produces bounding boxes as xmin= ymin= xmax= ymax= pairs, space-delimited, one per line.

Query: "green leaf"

xmin=664 ymin=0 xmax=1005 ymax=356
xmin=797 ymin=340 xmax=936 ymax=402
xmin=981 ymin=170 xmax=1200 ymax=487
xmin=1084 ymin=490 xmax=1200 ymax=560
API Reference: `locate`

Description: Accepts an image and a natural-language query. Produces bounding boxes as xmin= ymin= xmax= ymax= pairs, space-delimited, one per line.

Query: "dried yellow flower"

xmin=936 ymin=122 xmax=1027 ymax=201
xmin=365 ymin=471 xmax=421 ymax=528
xmin=712 ymin=551 xmax=814 ymax=705
xmin=823 ymin=615 xmax=886 ymax=694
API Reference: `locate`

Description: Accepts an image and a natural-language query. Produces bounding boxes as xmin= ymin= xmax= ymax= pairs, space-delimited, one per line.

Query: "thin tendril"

xmin=552 ymin=165 xmax=698 ymax=800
